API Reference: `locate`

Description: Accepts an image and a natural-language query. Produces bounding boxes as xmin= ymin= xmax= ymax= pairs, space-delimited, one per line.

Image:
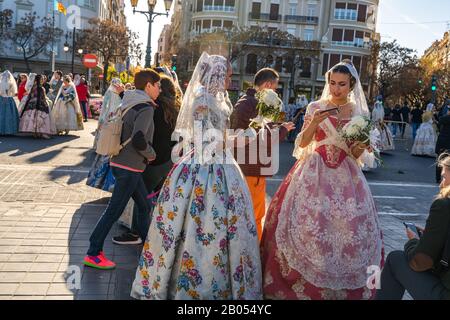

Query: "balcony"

xmin=203 ymin=5 xmax=235 ymax=12
xmin=331 ymin=39 xmax=371 ymax=49
xmin=284 ymin=15 xmax=319 ymax=25
xmin=248 ymin=12 xmax=282 ymax=22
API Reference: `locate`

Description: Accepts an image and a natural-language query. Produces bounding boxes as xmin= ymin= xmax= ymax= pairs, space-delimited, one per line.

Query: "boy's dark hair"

xmin=54 ymin=70 xmax=63 ymax=77
xmin=134 ymin=69 xmax=160 ymax=90
xmin=254 ymin=68 xmax=279 ymax=87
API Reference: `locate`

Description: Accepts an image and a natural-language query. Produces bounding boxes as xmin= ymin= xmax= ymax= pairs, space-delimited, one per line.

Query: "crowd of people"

xmin=367 ymin=96 xmax=450 ymax=182
xmin=78 ymin=54 xmax=450 ymax=301
xmin=1 ymin=53 xmax=449 ymax=300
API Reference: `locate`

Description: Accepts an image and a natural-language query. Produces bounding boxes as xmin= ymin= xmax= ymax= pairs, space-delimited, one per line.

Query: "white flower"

xmin=262 ymin=89 xmax=282 ymax=109
xmin=345 ymin=125 xmax=359 ymax=136
xmin=352 ymin=116 xmax=367 ymax=128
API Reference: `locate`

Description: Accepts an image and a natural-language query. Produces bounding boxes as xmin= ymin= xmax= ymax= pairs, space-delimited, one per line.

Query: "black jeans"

xmin=375 ymin=250 xmax=449 ymax=300
xmin=80 ymin=101 xmax=88 ymax=120
xmin=87 ymin=166 xmax=150 ymax=256
xmin=129 ymin=160 xmax=174 ymax=234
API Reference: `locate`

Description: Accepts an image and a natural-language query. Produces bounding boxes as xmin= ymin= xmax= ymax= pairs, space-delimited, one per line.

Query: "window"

xmin=358 ymin=4 xmax=367 ymax=22
xmin=300 ymin=58 xmax=311 ymax=78
xmin=223 ymin=20 xmax=233 ymax=29
xmin=322 ymin=53 xmax=329 ymax=75
xmin=251 ymin=2 xmax=261 ymax=19
xmin=307 ymin=4 xmax=316 ymax=17
xmin=332 ymin=29 xmax=343 ymax=42
xmin=275 ymin=57 xmax=283 ymax=72
xmin=270 ymin=4 xmax=279 ymax=20
xmin=266 ymin=55 xmax=274 ymax=67
xmin=205 ymin=0 xmax=213 ymax=5
xmin=213 ymin=20 xmax=222 ymax=27
xmin=344 ymin=29 xmax=354 ymax=42
xmin=196 ymin=0 xmax=203 ymax=12
xmin=287 ymin=27 xmax=296 ymax=36
xmin=289 ymin=4 xmax=297 ymax=15
xmin=246 ymin=54 xmax=258 ymax=74
xmin=304 ymin=29 xmax=314 ymax=41
xmin=195 ymin=20 xmax=201 ymax=32
xmin=202 ymin=20 xmax=211 ymax=30
xmin=330 ymin=54 xmax=340 ymax=68
xmin=353 ymin=56 xmax=362 ymax=73
xmin=334 ymin=2 xmax=357 ymax=21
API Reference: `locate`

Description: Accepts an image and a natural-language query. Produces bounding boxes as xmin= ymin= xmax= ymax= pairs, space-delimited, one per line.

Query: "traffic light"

xmin=431 ymin=75 xmax=437 ymax=91
xmin=171 ymin=55 xmax=177 ymax=72
xmin=418 ymin=79 xmax=423 ymax=85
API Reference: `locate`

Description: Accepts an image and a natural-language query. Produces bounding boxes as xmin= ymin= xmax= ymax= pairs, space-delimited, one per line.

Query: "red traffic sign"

xmin=83 ymin=54 xmax=98 ymax=68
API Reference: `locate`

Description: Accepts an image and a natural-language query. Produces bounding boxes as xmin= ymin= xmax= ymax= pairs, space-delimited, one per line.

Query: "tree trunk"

xmin=102 ymin=60 xmax=108 ymax=95
xmin=23 ymin=50 xmax=31 ymax=73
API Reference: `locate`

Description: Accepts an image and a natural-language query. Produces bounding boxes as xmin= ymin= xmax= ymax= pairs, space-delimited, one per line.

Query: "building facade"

xmin=423 ymin=31 xmax=450 ymax=71
xmin=155 ymin=24 xmax=172 ymax=65
xmin=0 ymin=0 xmax=126 ymax=76
xmin=175 ymin=0 xmax=379 ymax=102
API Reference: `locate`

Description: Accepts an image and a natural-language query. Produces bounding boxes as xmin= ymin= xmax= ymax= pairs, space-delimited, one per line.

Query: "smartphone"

xmin=403 ymin=222 xmax=422 ymax=238
xmin=319 ymin=107 xmax=339 ymax=116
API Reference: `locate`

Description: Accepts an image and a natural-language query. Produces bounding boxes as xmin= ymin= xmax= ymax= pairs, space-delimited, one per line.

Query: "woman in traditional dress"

xmin=19 ymin=74 xmax=55 ymax=139
xmin=51 ymin=75 xmax=84 ymax=135
xmin=0 ymin=70 xmax=20 ymax=135
xmin=261 ymin=60 xmax=384 ymax=300
xmin=411 ymin=111 xmax=437 ymax=157
xmin=131 ymin=52 xmax=262 ymax=300
xmin=86 ymin=78 xmax=123 ymax=192
xmin=372 ymin=97 xmax=394 ymax=152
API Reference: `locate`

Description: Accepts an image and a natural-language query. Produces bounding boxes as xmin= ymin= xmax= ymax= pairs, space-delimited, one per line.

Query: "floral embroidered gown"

xmin=131 ymin=89 xmax=262 ymax=300
xmin=261 ymin=101 xmax=384 ymax=300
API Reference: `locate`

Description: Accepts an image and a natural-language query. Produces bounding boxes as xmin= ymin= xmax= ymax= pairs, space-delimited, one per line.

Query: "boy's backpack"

xmin=95 ymin=105 xmax=135 ymax=157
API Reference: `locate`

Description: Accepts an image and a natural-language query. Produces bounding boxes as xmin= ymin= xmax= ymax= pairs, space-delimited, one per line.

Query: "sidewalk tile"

xmin=15 ymin=283 xmax=50 ymax=295
xmin=11 ymin=296 xmax=45 ymax=300
xmin=36 ymin=254 xmax=65 ymax=263
xmin=23 ymin=273 xmax=57 ymax=283
xmin=30 ymin=263 xmax=60 ymax=272
xmin=45 ymin=295 xmax=75 ymax=300
xmin=0 ymin=283 xmax=19 ymax=295
xmin=1 ymin=262 xmax=33 ymax=272
xmin=8 ymin=254 xmax=38 ymax=262
xmin=41 ymin=247 xmax=67 ymax=254
xmin=47 ymin=283 xmax=75 ymax=296
xmin=0 ymin=272 xmax=26 ymax=283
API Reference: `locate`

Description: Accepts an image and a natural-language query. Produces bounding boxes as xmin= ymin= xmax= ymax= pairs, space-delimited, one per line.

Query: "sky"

xmin=376 ymin=0 xmax=450 ymax=56
xmin=124 ymin=1 xmax=174 ymax=66
xmin=125 ymin=0 xmax=450 ymax=65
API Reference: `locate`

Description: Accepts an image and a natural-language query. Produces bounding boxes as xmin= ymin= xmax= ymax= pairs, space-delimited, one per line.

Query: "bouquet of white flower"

xmin=249 ymin=89 xmax=283 ymax=129
xmin=341 ymin=115 xmax=382 ymax=166
xmin=340 ymin=115 xmax=374 ymax=145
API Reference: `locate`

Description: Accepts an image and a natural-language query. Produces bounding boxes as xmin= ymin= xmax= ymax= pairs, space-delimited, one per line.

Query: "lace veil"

xmin=293 ymin=62 xmax=376 ymax=167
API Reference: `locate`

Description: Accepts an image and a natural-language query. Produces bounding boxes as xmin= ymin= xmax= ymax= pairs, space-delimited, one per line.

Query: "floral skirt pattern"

xmin=19 ymin=109 xmax=56 ymax=135
xmin=0 ymin=97 xmax=19 ymax=135
xmin=86 ymin=154 xmax=115 ymax=192
xmin=131 ymin=154 xmax=262 ymax=300
xmin=411 ymin=124 xmax=437 ymax=157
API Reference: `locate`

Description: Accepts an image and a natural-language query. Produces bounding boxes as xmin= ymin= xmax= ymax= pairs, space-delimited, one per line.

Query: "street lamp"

xmin=63 ymin=28 xmax=84 ymax=75
xmin=130 ymin=0 xmax=173 ymax=68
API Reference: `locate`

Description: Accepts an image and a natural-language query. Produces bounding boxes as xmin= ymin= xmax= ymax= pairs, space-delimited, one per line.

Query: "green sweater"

xmin=404 ymin=197 xmax=450 ymax=297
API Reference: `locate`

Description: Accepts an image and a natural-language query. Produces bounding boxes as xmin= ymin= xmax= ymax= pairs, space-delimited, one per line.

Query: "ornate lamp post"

xmin=130 ymin=0 xmax=173 ymax=68
xmin=63 ymin=27 xmax=84 ymax=75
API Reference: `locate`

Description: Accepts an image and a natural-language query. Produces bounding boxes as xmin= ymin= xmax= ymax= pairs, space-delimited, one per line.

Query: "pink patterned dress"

xmin=261 ymin=102 xmax=384 ymax=300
